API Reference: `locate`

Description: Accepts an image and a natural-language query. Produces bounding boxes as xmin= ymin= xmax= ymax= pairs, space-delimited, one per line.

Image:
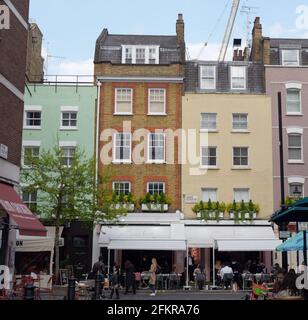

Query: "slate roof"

xmin=270 ymin=38 xmax=308 ymax=48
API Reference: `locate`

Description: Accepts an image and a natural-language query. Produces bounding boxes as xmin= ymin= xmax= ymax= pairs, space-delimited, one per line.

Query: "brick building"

xmin=93 ymin=14 xmax=186 ymax=271
xmin=0 ymin=0 xmax=46 ymax=270
xmin=26 ymin=22 xmax=44 ymax=82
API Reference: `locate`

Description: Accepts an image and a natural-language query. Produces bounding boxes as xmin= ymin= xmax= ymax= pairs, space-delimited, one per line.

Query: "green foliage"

xmin=192 ymin=200 xmax=226 ymax=222
xmin=226 ymin=200 xmax=260 ymax=223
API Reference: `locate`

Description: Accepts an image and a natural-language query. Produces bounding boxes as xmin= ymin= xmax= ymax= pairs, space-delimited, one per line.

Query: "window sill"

xmin=113 ymin=113 xmax=134 ymax=116
xmin=112 ymin=161 xmax=132 ymax=165
xmin=146 ymin=161 xmax=166 ymax=165
xmin=232 ymin=166 xmax=251 ymax=170
xmin=286 ymin=113 xmax=303 ymax=116
xmin=147 ymin=113 xmax=167 ymax=116
xmin=288 ymin=161 xmax=305 ymax=164
xmin=60 ymin=127 xmax=78 ymax=131
xmin=200 ymin=129 xmax=218 ymax=133
xmin=231 ymin=130 xmax=250 ymax=133
xmin=23 ymin=126 xmax=42 ymax=130
xmin=199 ymin=166 xmax=219 ymax=170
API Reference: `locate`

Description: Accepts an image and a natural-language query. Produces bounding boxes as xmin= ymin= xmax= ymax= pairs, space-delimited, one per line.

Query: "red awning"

xmin=0 ymin=183 xmax=47 ymax=237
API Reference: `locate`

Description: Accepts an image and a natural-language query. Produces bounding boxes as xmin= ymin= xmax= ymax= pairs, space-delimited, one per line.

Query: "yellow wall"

xmin=182 ymin=93 xmax=274 ymax=220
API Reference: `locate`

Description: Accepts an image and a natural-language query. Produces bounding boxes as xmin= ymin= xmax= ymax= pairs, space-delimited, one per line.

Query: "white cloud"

xmin=187 ymin=43 xmax=233 ymax=61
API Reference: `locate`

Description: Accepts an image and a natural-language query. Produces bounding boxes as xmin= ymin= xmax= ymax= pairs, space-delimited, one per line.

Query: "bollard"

xmin=94 ymin=274 xmax=102 ymax=300
xmin=24 ymin=284 xmax=36 ymax=300
xmin=67 ymin=277 xmax=76 ymax=300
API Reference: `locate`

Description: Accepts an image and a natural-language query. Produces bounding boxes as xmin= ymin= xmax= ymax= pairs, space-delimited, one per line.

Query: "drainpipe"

xmin=95 ymin=81 xmax=102 ymax=185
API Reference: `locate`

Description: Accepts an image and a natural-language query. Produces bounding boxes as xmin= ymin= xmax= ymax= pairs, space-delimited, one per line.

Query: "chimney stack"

xmin=176 ymin=13 xmax=185 ymax=63
xmin=251 ymin=17 xmax=263 ymax=62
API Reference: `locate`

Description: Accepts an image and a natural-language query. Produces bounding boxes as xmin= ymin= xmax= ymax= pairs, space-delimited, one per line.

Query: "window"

xmin=288 ymin=134 xmax=303 ymax=162
xmin=25 ymin=111 xmax=41 ymax=128
xmin=23 ymin=147 xmax=40 ymax=166
xmin=147 ymin=182 xmax=165 ymax=195
xmin=148 ymin=89 xmax=166 ymax=114
xmin=289 ymin=183 xmax=304 ymax=199
xmin=286 ymin=89 xmax=301 ymax=114
xmin=233 ymin=147 xmax=249 ymax=167
xmin=201 ymin=113 xmax=217 ymax=130
xmin=125 ymin=47 xmax=133 ymax=64
xmin=234 ymin=188 xmax=250 ymax=203
xmin=201 ymin=147 xmax=217 ymax=167
xmin=22 ymin=190 xmax=37 ymax=212
xmin=231 ymin=66 xmax=246 ymax=90
xmin=282 ymin=50 xmax=300 ymax=66
xmin=61 ymin=112 xmax=77 ymax=129
xmin=149 ymin=48 xmax=157 ymax=64
xmin=201 ymin=188 xmax=218 ymax=202
xmin=233 ymin=114 xmax=248 ymax=130
xmin=115 ymin=88 xmax=133 ymax=114
xmin=61 ymin=147 xmax=75 ymax=167
xmin=73 ymin=236 xmax=88 ymax=248
xmin=136 ymin=48 xmax=146 ymax=64
xmin=113 ymin=182 xmax=131 ymax=195
xmin=200 ymin=66 xmax=216 ymax=90
xmin=148 ymin=133 xmax=165 ymax=163
xmin=113 ymin=133 xmax=131 ymax=163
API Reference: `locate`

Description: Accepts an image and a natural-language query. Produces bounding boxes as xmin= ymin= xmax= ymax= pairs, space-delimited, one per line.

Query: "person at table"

xmin=271 ymin=263 xmax=281 ymax=276
xmin=220 ymin=263 xmax=234 ymax=289
xmin=184 ymin=252 xmax=195 ymax=282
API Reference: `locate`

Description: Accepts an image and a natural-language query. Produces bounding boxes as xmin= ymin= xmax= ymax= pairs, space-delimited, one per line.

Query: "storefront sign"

xmin=185 ymin=195 xmax=198 ymax=204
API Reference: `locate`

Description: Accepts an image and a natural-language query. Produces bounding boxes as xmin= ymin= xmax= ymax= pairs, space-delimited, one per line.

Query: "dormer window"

xmin=122 ymin=46 xmax=159 ymax=64
xmin=282 ymin=50 xmax=300 ymax=66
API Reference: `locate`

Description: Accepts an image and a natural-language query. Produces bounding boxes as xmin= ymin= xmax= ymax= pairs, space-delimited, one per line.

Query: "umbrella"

xmin=276 ymin=231 xmax=308 ymax=267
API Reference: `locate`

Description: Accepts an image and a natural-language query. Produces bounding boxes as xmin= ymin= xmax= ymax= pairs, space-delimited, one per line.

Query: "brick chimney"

xmin=233 ymin=49 xmax=243 ymax=61
xmin=176 ymin=13 xmax=185 ymax=63
xmin=251 ymin=17 xmax=263 ymax=62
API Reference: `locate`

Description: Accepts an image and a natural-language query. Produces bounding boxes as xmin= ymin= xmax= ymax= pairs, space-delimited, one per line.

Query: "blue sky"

xmin=29 ymin=0 xmax=308 ymax=75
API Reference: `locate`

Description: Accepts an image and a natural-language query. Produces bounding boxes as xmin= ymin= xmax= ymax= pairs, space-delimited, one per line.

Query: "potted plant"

xmin=140 ymin=192 xmax=171 ymax=212
xmin=111 ymin=191 xmax=136 ymax=211
xmin=193 ymin=200 xmax=225 ymax=221
xmin=228 ymin=200 xmax=259 ymax=223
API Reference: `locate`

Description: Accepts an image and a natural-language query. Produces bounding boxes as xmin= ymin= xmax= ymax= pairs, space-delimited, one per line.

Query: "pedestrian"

xmin=271 ymin=271 xmax=303 ymax=300
xmin=194 ymin=264 xmax=206 ymax=290
xmin=88 ymin=256 xmax=106 ymax=280
xmin=109 ymin=266 xmax=121 ymax=300
xmin=184 ymin=251 xmax=195 ymax=282
xmin=149 ymin=258 xmax=158 ymax=296
xmin=124 ymin=260 xmax=136 ymax=295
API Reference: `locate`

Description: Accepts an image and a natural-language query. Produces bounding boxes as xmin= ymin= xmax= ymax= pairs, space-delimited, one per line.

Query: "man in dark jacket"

xmin=89 ymin=256 xmax=106 ymax=280
xmin=124 ymin=260 xmax=136 ymax=295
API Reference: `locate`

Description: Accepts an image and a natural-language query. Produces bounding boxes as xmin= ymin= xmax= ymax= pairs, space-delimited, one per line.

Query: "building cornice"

xmin=97 ymin=76 xmax=184 ymax=83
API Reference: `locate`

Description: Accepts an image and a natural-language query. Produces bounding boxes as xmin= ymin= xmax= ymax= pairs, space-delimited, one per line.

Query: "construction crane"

xmin=218 ymin=0 xmax=241 ymax=62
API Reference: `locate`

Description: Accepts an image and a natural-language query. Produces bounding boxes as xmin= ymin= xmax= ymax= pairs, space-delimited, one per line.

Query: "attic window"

xmin=122 ymin=46 xmax=159 ymax=64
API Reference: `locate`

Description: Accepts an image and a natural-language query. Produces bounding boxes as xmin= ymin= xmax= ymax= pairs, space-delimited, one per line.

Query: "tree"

xmin=21 ymin=146 xmax=122 ymax=281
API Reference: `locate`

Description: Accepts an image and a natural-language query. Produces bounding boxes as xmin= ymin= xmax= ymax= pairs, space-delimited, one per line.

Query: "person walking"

xmin=89 ymin=256 xmax=106 ymax=280
xmin=194 ymin=264 xmax=206 ymax=290
xmin=109 ymin=266 xmax=121 ymax=300
xmin=149 ymin=258 xmax=158 ymax=296
xmin=185 ymin=252 xmax=195 ymax=282
xmin=124 ymin=260 xmax=136 ymax=295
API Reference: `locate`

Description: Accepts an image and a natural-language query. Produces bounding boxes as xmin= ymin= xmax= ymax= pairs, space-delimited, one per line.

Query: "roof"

xmin=270 ymin=38 xmax=308 ymax=48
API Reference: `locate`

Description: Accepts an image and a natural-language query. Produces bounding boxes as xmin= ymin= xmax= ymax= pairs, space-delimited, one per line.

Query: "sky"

xmin=29 ymin=0 xmax=308 ymax=77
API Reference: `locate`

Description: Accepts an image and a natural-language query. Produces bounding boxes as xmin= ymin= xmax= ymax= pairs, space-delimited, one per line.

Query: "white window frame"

xmin=230 ymin=66 xmax=247 ymax=90
xmin=113 ymin=133 xmax=132 ymax=164
xmin=22 ymin=144 xmax=40 ymax=167
xmin=200 ymin=65 xmax=216 ymax=90
xmin=122 ymin=45 xmax=160 ymax=64
xmin=147 ymin=182 xmax=165 ymax=195
xmin=112 ymin=181 xmax=132 ymax=195
xmin=288 ymin=133 xmax=303 ymax=164
xmin=282 ymin=50 xmax=300 ymax=66
xmin=200 ymin=147 xmax=218 ymax=169
xmin=201 ymin=113 xmax=217 ymax=131
xmin=232 ymin=147 xmax=249 ymax=168
xmin=286 ymin=88 xmax=302 ymax=115
xmin=147 ymin=133 xmax=166 ymax=164
xmin=22 ymin=190 xmax=38 ymax=211
xmin=114 ymin=88 xmax=133 ymax=115
xmin=24 ymin=106 xmax=42 ymax=130
xmin=201 ymin=188 xmax=218 ymax=202
xmin=233 ymin=188 xmax=250 ymax=203
xmin=61 ymin=146 xmax=76 ymax=167
xmin=232 ymin=113 xmax=249 ymax=131
xmin=60 ymin=111 xmax=78 ymax=130
xmin=148 ymin=88 xmax=166 ymax=115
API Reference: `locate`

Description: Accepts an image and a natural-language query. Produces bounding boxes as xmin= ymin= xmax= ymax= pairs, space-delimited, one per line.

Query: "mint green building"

xmin=22 ymin=84 xmax=97 ymax=213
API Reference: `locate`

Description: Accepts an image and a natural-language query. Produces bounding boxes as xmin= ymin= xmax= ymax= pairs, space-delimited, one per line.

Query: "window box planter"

xmin=112 ymin=203 xmax=135 ymax=212
xmin=197 ymin=211 xmax=224 ymax=220
xmin=230 ymin=212 xmax=257 ymax=220
xmin=141 ymin=204 xmax=169 ymax=212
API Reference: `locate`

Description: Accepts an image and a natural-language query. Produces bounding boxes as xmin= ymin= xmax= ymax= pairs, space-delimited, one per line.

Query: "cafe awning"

xmin=0 ymin=183 xmax=46 ymax=237
xmin=215 ymin=238 xmax=282 ymax=252
xmin=108 ymin=239 xmax=186 ymax=251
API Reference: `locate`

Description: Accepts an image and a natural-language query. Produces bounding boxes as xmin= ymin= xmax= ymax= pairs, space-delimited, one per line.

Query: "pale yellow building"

xmin=182 ymin=93 xmax=274 ymax=220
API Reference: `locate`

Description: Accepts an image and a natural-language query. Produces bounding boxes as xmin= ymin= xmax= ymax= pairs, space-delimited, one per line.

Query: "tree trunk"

xmin=55 ymin=222 xmax=60 ymax=284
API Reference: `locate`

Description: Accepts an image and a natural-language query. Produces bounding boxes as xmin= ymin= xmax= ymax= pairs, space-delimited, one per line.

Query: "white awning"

xmin=108 ymin=239 xmax=186 ymax=251
xmin=99 ymin=224 xmax=186 ymax=251
xmin=186 ymin=224 xmax=281 ymax=250
xmin=216 ymin=239 xmax=282 ymax=252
